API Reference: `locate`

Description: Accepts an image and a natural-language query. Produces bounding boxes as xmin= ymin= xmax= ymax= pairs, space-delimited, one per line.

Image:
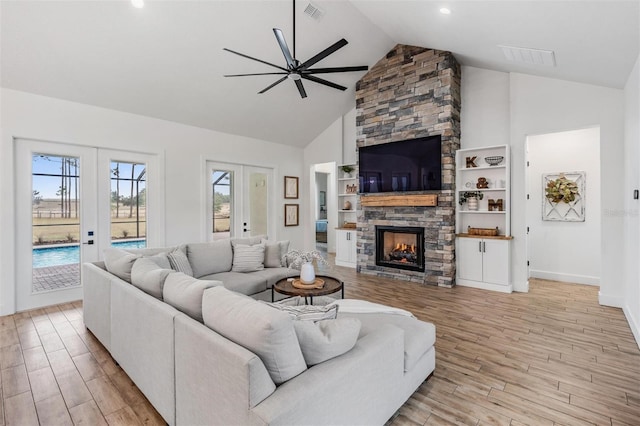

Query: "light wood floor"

xmin=2 ymin=266 xmax=639 ymax=425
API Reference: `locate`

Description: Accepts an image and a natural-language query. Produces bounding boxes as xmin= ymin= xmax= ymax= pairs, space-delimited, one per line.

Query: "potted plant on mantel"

xmin=340 ymin=165 xmax=355 ymax=178
xmin=459 ymin=191 xmax=484 ymax=211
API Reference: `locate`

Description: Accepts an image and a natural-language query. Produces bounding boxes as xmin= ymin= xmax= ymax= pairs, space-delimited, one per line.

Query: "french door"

xmin=15 ymin=139 xmax=161 ymax=311
xmin=207 ymin=162 xmax=274 ymax=240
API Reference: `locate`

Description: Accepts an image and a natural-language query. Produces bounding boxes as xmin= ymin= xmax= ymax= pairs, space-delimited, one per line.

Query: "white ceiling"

xmin=2 ymin=1 xmax=638 ymax=148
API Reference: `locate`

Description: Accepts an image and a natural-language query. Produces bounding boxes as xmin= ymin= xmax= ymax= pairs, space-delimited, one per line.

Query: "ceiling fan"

xmin=223 ymin=0 xmax=368 ymax=99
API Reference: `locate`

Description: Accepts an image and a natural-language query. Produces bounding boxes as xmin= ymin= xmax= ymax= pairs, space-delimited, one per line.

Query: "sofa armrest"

xmin=174 ymin=314 xmax=276 ymax=426
xmin=252 ymin=324 xmax=406 ymax=426
xmin=82 ymin=262 xmax=113 ymax=351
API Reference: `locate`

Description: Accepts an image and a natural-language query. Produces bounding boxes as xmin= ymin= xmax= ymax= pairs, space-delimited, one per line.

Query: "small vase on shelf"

xmin=467 ymin=197 xmax=479 ymax=211
xmin=300 ymin=262 xmax=316 ymax=284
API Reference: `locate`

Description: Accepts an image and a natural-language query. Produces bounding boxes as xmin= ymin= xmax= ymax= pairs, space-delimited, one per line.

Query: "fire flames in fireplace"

xmin=389 ymin=243 xmax=417 ymax=264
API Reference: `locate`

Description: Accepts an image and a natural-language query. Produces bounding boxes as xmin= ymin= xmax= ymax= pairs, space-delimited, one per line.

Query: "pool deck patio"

xmin=33 ymin=264 xmax=80 ymax=292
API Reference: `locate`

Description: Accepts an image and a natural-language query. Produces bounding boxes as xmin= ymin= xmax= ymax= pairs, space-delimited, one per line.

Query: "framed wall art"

xmin=284 ymin=176 xmax=299 ymax=199
xmin=284 ymin=204 xmax=299 ymax=226
xmin=542 ymin=171 xmax=585 ymax=222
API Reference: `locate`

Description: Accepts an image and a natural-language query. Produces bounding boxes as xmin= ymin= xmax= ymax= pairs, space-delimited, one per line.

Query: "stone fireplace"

xmin=355 ymin=45 xmax=461 ymax=287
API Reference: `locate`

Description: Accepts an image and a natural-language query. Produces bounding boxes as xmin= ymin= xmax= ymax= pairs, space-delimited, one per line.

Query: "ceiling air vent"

xmin=304 ymin=2 xmax=324 ymax=21
xmin=498 ymin=45 xmax=556 ymax=67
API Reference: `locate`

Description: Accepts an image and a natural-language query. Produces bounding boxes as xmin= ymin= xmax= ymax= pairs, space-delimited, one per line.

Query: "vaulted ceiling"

xmin=2 ymin=1 xmax=638 ymax=147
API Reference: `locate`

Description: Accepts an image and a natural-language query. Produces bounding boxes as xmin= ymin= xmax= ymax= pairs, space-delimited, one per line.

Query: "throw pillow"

xmin=168 ymin=249 xmax=194 ymax=277
xmin=202 ymin=286 xmax=307 ymax=385
xmin=262 ymin=240 xmax=290 ymax=268
xmin=231 ymin=235 xmax=266 ymax=248
xmin=231 ymin=243 xmax=265 ymax=272
xmin=103 ymin=248 xmax=141 ymax=282
xmin=131 ymin=257 xmax=173 ymax=299
xmin=146 ymin=252 xmax=171 ymax=270
xmin=162 ymin=273 xmax=221 ymax=322
xmin=293 ymin=318 xmax=361 ymax=366
xmin=186 ymin=240 xmax=233 ymax=278
xmin=264 ymin=302 xmax=338 ymax=322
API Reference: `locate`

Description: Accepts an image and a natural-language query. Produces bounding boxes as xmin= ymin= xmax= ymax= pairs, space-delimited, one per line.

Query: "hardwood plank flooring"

xmin=0 ymin=264 xmax=638 ymax=425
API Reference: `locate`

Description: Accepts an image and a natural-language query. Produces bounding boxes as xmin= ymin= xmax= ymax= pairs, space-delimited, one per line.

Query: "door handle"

xmin=479 ymin=241 xmax=482 ymax=252
xmin=243 ymin=229 xmax=250 ymax=232
xmin=483 ymin=242 xmax=486 ymax=252
xmin=83 ymin=240 xmax=94 ymax=245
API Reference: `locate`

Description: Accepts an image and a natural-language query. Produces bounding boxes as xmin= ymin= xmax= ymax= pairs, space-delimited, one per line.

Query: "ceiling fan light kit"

xmin=223 ymin=0 xmax=368 ymax=98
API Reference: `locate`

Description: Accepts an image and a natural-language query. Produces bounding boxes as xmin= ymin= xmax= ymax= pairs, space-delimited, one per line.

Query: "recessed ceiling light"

xmin=131 ymin=0 xmax=144 ymax=9
xmin=439 ymin=7 xmax=451 ymax=15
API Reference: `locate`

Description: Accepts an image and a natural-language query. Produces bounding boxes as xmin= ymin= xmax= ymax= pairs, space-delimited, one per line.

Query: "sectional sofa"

xmin=82 ymin=236 xmax=436 ymax=425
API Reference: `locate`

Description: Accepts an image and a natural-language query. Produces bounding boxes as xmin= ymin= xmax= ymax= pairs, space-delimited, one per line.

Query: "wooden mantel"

xmin=360 ymin=194 xmax=438 ymax=207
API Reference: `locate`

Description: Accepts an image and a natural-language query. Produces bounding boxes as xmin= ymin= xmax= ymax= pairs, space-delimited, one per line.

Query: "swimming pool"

xmin=33 ymin=240 xmax=147 ymax=268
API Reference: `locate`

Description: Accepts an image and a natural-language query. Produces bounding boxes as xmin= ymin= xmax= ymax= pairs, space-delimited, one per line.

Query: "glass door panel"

xmin=246 ymin=171 xmax=268 ymax=237
xmin=211 ymin=168 xmax=235 ymax=240
xmin=110 ymin=161 xmax=147 ymax=248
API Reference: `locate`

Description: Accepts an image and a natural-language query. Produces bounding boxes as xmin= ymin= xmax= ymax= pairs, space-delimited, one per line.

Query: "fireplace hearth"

xmin=376 ymin=226 xmax=425 ymax=272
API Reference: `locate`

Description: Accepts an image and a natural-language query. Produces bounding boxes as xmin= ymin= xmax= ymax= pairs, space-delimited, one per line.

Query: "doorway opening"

xmin=310 ymin=162 xmax=336 ymax=254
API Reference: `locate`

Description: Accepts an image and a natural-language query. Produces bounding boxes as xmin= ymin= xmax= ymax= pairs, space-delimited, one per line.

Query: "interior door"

xmin=15 ymin=139 xmax=99 ymax=311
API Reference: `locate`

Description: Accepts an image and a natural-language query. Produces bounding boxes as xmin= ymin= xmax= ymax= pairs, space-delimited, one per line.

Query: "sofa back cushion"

xmin=103 ymin=248 xmax=141 ymax=282
xmin=131 ymin=257 xmax=173 ymax=299
xmin=202 ymin=286 xmax=307 ymax=385
xmin=263 ymin=240 xmax=290 ymax=268
xmin=187 ymin=240 xmax=233 ymax=278
xmin=163 ymin=273 xmax=221 ymax=322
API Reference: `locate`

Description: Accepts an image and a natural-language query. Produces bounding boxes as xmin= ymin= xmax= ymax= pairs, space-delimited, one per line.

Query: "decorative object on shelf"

xmin=465 ymin=181 xmax=473 ymax=188
xmin=284 ymin=204 xmax=299 ymax=226
xmin=459 ymin=191 xmax=484 ymax=205
xmin=284 ymin=176 xmax=299 ymax=199
xmin=342 ymin=222 xmax=356 ymax=228
xmin=466 ymin=156 xmax=477 ymax=168
xmin=488 ymin=199 xmax=504 ymax=211
xmin=343 ymin=200 xmax=352 ymax=210
xmin=467 ymin=197 xmax=479 ymax=211
xmin=476 ymin=177 xmax=489 ymax=189
xmin=340 ymin=165 xmax=355 ymax=178
xmin=484 ymin=156 xmax=504 ymax=166
xmin=468 ymin=226 xmax=499 ymax=236
xmin=284 ymin=250 xmax=329 ymax=284
xmin=542 ymin=171 xmax=585 ymax=222
xmin=346 ymin=184 xmax=358 ymax=193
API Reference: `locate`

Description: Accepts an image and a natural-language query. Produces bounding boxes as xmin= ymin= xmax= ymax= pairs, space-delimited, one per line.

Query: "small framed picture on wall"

xmin=284 ymin=204 xmax=299 ymax=226
xmin=284 ymin=176 xmax=299 ymax=199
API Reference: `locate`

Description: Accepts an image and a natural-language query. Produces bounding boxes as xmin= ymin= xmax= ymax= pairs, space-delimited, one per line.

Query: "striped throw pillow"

xmin=168 ymin=249 xmax=194 ymax=277
xmin=265 ymin=303 xmax=338 ymax=322
xmin=231 ymin=243 xmax=265 ymax=272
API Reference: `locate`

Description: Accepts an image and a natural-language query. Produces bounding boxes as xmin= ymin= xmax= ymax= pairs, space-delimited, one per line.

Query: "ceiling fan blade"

xmin=299 ymin=39 xmax=348 ymax=70
xmin=301 ymin=74 xmax=347 ymax=91
xmin=304 ymin=66 xmax=369 ymax=74
xmin=258 ymin=76 xmax=289 ymax=94
xmin=294 ymin=80 xmax=307 ymax=98
xmin=223 ymin=48 xmax=289 ymax=72
xmin=273 ymin=28 xmax=295 ymax=69
xmin=224 ymin=72 xmax=288 ymax=77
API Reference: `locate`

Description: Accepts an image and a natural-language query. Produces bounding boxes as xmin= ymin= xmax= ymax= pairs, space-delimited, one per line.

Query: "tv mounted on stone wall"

xmin=358 ymin=135 xmax=442 ymax=194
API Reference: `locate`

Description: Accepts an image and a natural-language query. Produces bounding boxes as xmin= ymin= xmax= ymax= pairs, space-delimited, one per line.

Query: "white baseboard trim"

xmin=530 ymin=270 xmax=599 ymax=286
xmin=513 ymin=279 xmax=529 ymax=293
xmin=457 ymin=279 xmax=513 ymax=293
xmin=598 ymin=291 xmax=623 ymax=308
xmin=623 ymin=305 xmax=640 ymax=350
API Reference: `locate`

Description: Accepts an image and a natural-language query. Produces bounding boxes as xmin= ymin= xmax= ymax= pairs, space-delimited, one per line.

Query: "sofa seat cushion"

xmin=339 ymin=312 xmax=435 ymax=372
xmin=163 ymin=273 xmax=222 ymax=322
xmin=200 ymin=271 xmax=268 ymax=296
xmin=202 ymin=286 xmax=307 ymax=385
xmin=249 ymin=268 xmax=296 ymax=288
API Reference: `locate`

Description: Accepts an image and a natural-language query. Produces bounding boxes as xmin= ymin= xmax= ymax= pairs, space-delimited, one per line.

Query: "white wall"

xmin=0 ymin=89 xmax=305 ymax=315
xmin=303 ymin=117 xmax=343 ymax=251
xmin=461 ymin=66 xmax=510 ymax=149
xmin=342 ymin=107 xmax=357 ymax=164
xmin=510 ymin=74 xmax=625 ymax=300
xmin=623 ymin=55 xmax=640 ymax=346
xmin=527 ymin=127 xmax=601 ymax=285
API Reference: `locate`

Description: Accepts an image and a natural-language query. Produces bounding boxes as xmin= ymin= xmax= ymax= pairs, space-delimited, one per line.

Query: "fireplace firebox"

xmin=375 ymin=226 xmax=425 ymax=272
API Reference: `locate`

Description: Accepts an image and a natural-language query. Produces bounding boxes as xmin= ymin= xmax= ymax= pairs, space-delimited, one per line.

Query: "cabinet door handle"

xmin=479 ymin=241 xmax=482 ymax=252
xmin=483 ymin=242 xmax=486 ymax=252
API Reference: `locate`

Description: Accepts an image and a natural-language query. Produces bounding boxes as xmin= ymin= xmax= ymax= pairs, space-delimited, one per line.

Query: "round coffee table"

xmin=272 ymin=275 xmax=344 ymax=305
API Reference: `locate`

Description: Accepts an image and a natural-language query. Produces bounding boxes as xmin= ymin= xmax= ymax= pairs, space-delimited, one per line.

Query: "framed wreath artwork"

xmin=542 ymin=171 xmax=585 ymax=222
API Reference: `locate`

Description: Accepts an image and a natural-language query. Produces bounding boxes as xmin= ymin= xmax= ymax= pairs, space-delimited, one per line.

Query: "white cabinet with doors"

xmin=335 ymin=229 xmax=356 ymax=268
xmin=455 ymin=145 xmax=512 ymax=292
xmin=456 ymin=236 xmax=512 ymax=292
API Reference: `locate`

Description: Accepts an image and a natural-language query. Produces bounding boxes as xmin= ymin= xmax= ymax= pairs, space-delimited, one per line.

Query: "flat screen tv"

xmin=358 ymin=136 xmax=442 ymax=194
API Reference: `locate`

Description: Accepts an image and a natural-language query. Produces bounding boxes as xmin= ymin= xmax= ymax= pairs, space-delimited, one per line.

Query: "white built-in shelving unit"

xmin=336 ymin=163 xmax=357 ymax=268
